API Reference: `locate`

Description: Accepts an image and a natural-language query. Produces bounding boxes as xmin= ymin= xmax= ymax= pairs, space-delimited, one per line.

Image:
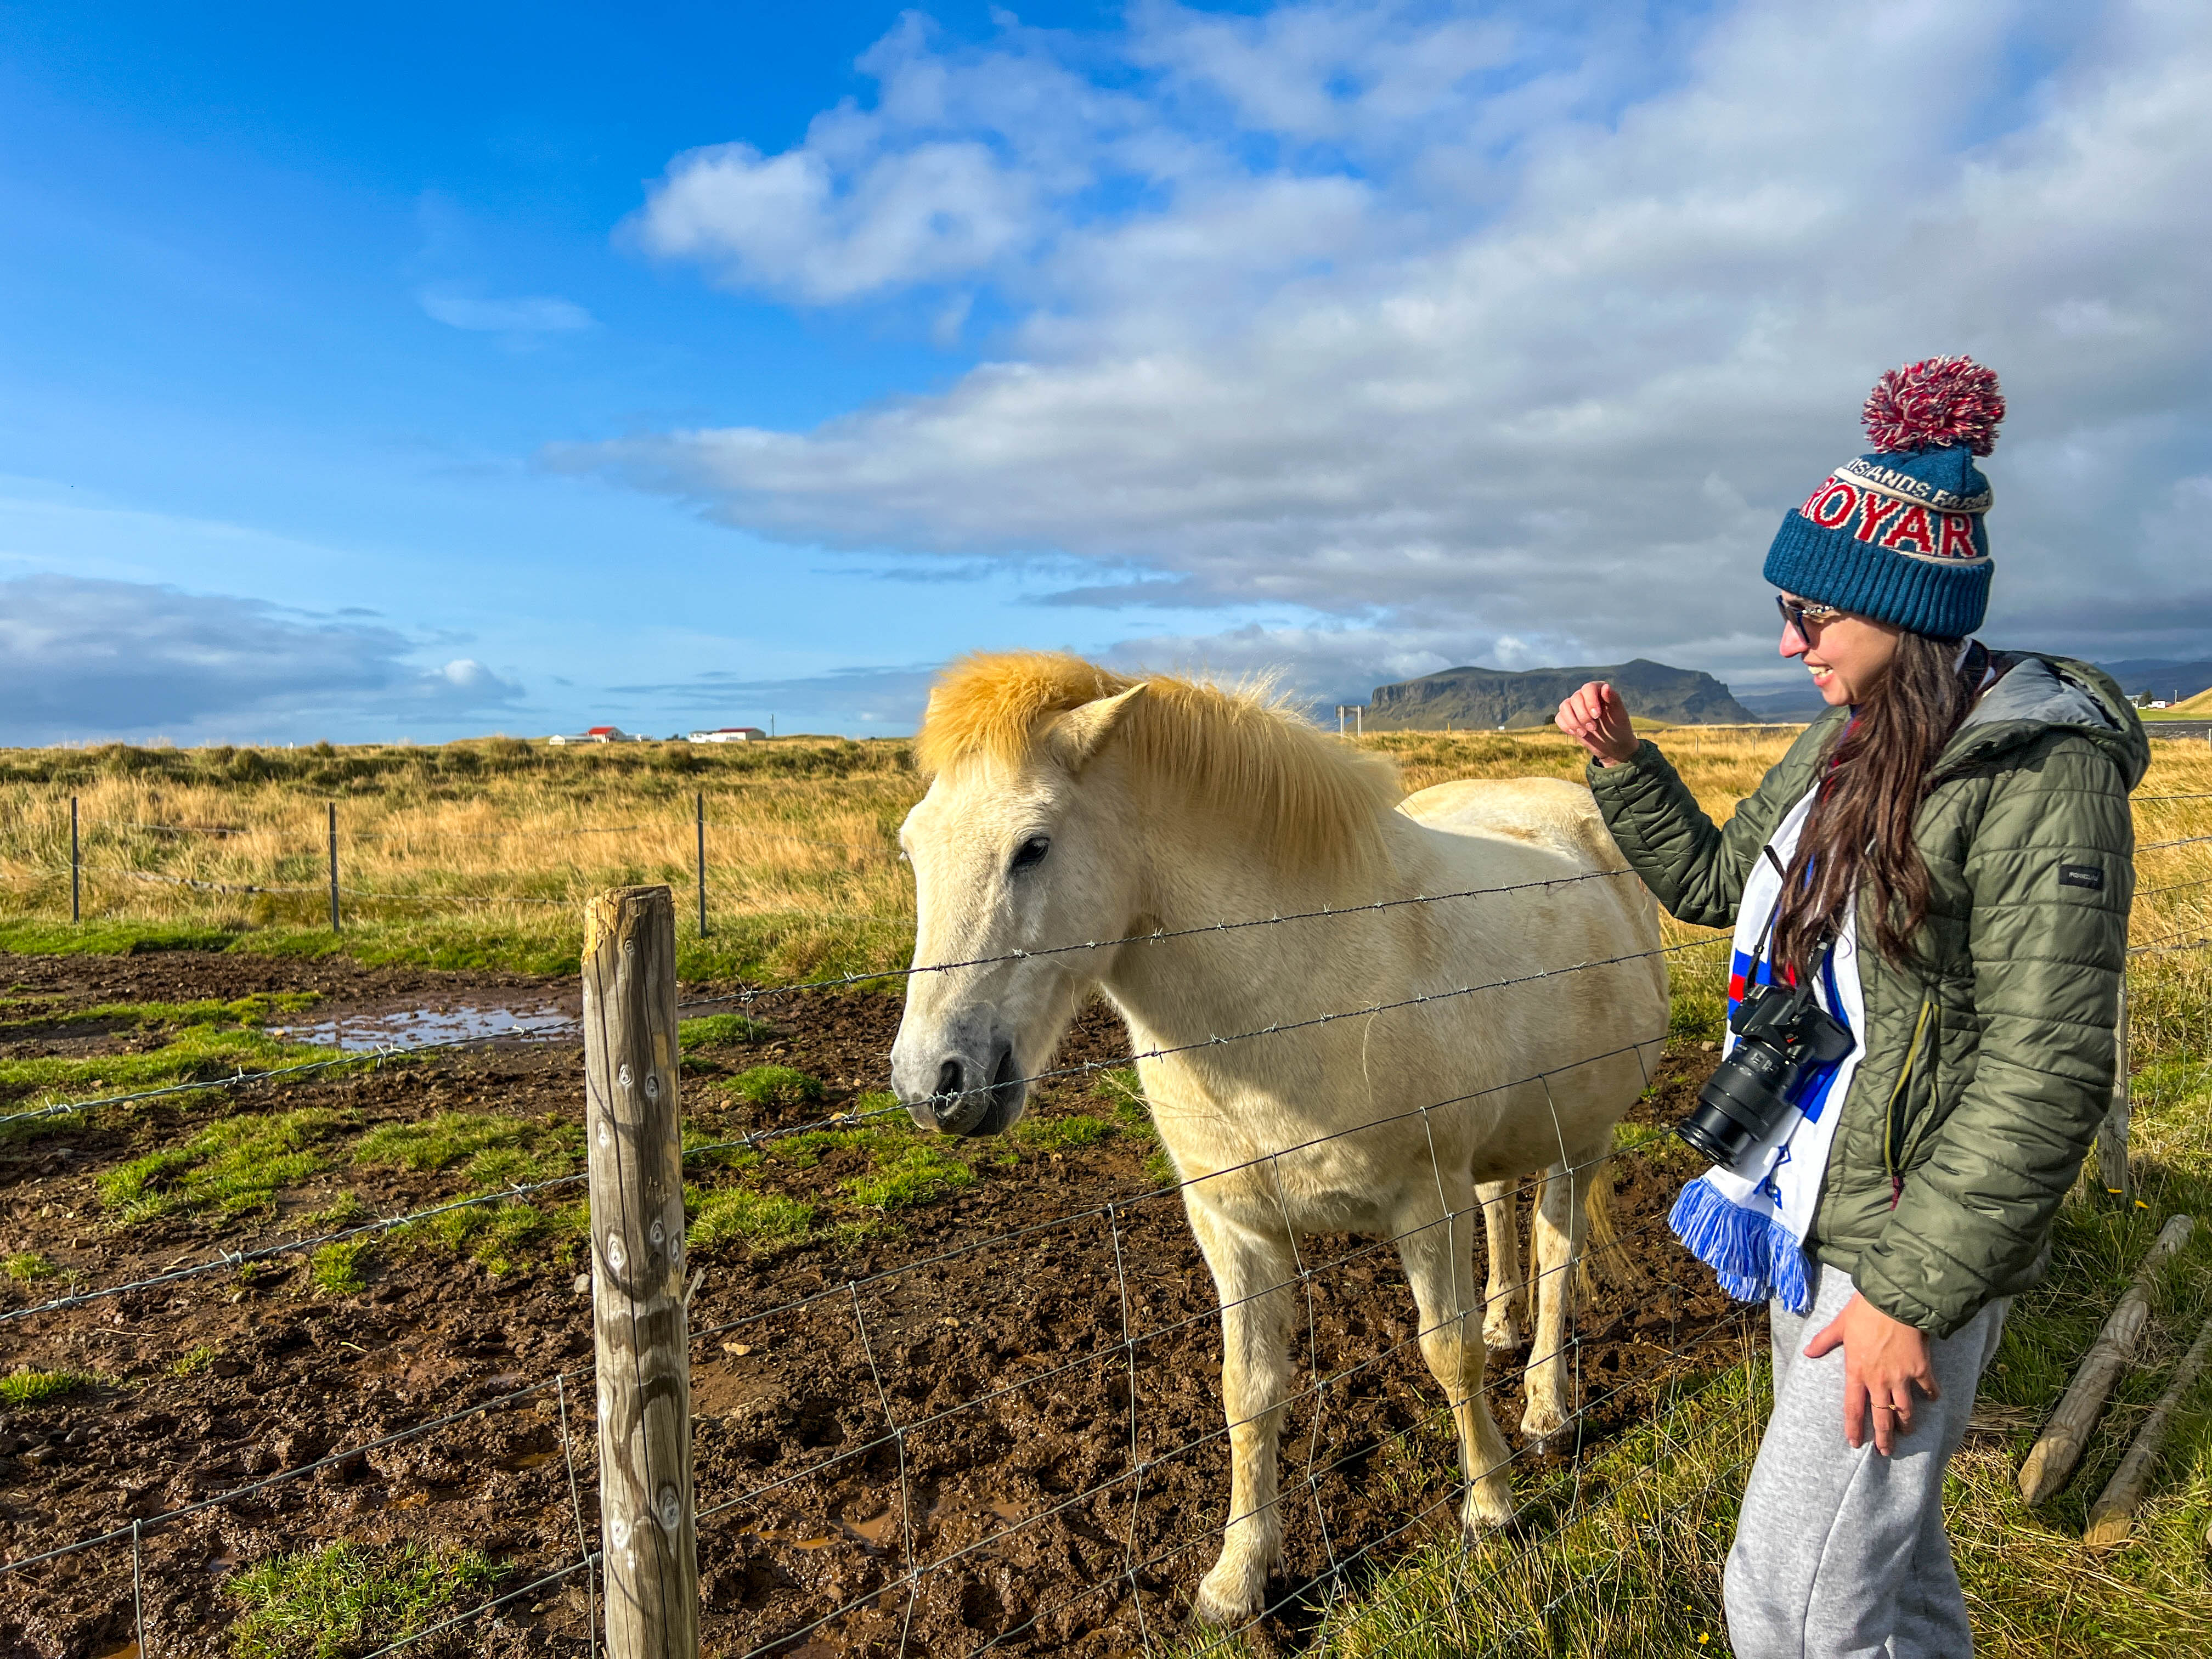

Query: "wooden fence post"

xmin=70 ymin=796 xmax=80 ymax=924
xmin=327 ymin=802 xmax=341 ymax=933
xmin=583 ymin=884 xmax=699 ymax=1658
xmin=2097 ymin=983 xmax=2131 ymax=1203
xmin=694 ymin=792 xmax=708 ymax=939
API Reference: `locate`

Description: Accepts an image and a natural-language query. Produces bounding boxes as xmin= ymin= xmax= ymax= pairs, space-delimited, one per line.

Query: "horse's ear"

xmin=1046 ymin=684 xmax=1147 ymax=770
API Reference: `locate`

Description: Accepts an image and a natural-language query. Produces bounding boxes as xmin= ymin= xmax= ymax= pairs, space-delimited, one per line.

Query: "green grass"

xmin=0 ymin=1020 xmax=336 ymax=1109
xmin=0 ymin=1367 xmax=94 ymax=1406
xmin=309 ymin=1239 xmax=375 ymax=1295
xmin=844 ymin=1143 xmax=975 ymax=1211
xmin=679 ymin=1012 xmax=775 ymax=1050
xmin=2 ymin=1249 xmax=55 ymax=1282
xmin=351 ymin=1111 xmax=578 ymax=1190
xmin=171 ymin=1343 xmax=217 ymax=1377
xmin=690 ymin=1185 xmax=816 ymax=1248
xmin=227 ymin=1541 xmax=507 ymax=1659
xmin=725 ymin=1064 xmax=825 ymax=1109
xmin=96 ymin=1107 xmax=351 ymax=1223
xmin=0 ymin=990 xmax=321 ymax=1035
xmin=1009 ymin=1111 xmax=1118 ymax=1151
xmin=397 ymin=1197 xmax=573 ymax=1276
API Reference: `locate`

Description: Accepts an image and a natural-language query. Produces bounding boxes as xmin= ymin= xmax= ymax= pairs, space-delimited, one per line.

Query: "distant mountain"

xmin=1733 ymin=680 xmax=1832 ymax=721
xmin=1364 ymin=658 xmax=1762 ymax=730
xmin=2096 ymin=658 xmax=2212 ymax=702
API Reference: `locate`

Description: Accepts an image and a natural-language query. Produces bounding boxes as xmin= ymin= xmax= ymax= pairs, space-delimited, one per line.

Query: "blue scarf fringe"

xmin=1668 ymin=1175 xmax=1813 ymax=1314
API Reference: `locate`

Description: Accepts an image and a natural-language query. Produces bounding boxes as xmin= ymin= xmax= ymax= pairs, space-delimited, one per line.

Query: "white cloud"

xmin=0 ymin=577 xmax=526 ymax=744
xmin=417 ymin=285 xmax=595 ymax=334
xmin=575 ymin=0 xmax=2212 ymax=690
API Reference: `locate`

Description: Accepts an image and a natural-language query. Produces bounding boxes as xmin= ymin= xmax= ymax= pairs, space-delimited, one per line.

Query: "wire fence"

xmin=2 ymin=790 xmax=2207 ymax=1655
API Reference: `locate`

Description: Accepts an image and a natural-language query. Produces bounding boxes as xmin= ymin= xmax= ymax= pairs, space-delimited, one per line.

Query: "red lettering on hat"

xmin=1881 ymin=504 xmax=1935 ymax=555
xmin=1805 ymin=481 xmax=1857 ymax=529
xmin=1939 ymin=514 xmax=1978 ymax=559
xmin=1854 ymin=492 xmax=1903 ymax=543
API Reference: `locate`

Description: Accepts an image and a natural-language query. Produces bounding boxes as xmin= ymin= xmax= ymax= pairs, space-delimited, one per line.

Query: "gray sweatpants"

xmin=1724 ymin=1264 xmax=2008 ymax=1659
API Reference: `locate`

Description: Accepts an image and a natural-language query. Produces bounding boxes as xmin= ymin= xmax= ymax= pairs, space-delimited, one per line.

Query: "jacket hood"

xmin=1939 ymin=651 xmax=2150 ymax=791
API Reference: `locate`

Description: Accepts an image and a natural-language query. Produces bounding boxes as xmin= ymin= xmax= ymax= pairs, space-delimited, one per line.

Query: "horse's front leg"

xmin=1184 ymin=1199 xmax=1297 ymax=1626
xmin=1396 ymin=1177 xmax=1516 ymax=1535
xmin=1476 ymin=1178 xmax=1525 ymax=1350
xmin=1520 ymin=1159 xmax=1592 ymax=1444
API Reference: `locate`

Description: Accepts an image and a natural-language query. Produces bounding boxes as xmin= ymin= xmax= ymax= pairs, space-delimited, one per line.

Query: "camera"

xmin=1676 ymin=980 xmax=1855 ymax=1167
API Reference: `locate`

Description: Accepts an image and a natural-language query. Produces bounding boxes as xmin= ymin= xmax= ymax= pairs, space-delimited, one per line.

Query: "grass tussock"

xmin=352 ymin=1111 xmax=579 ymax=1190
xmin=0 ymin=1367 xmax=95 ymax=1406
xmin=679 ymin=1012 xmax=776 ymax=1050
xmin=308 ymin=1239 xmax=375 ymax=1296
xmin=227 ymin=1540 xmax=506 ymax=1659
xmin=725 ymin=1065 xmax=826 ymax=1109
xmin=97 ymin=1107 xmax=352 ymax=1223
xmin=2 ymin=1250 xmax=54 ymax=1282
xmin=690 ymin=1186 xmax=816 ymax=1248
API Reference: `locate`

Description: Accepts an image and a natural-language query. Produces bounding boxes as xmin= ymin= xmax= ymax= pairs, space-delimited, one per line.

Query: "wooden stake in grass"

xmin=2018 ymin=1213 xmax=2195 ymax=1505
xmin=583 ymin=883 xmax=699 ymax=1658
xmin=2085 ymin=1314 xmax=2212 ymax=1546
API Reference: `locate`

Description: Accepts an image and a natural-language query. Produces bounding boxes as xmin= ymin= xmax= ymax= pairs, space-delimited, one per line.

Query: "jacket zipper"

xmin=1886 ymin=995 xmax=1936 ymax=1207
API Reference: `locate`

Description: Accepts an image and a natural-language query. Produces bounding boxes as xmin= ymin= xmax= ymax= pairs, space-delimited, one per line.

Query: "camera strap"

xmin=1736 ymin=845 xmax=1834 ymax=1018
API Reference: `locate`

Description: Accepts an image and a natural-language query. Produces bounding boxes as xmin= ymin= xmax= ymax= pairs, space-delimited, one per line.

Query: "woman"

xmin=1556 ymin=357 xmax=2146 ymax=1659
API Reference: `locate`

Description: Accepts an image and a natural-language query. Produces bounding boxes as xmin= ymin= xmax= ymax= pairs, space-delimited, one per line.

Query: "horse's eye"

xmin=1010 ymin=836 xmax=1051 ymax=873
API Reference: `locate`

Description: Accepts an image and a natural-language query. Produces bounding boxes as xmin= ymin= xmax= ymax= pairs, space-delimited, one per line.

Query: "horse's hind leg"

xmin=1396 ymin=1177 xmax=1516 ymax=1535
xmin=1477 ymin=1178 xmax=1525 ymax=1350
xmin=1186 ymin=1200 xmax=1298 ymax=1626
xmin=1520 ymin=1158 xmax=1594 ymax=1444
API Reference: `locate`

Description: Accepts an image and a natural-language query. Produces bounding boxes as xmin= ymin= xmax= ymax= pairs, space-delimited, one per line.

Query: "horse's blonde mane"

xmin=916 ymin=652 xmax=1402 ymax=870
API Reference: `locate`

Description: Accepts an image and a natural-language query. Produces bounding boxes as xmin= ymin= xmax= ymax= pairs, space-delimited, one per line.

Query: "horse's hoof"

xmin=1460 ymin=1484 xmax=1515 ymax=1537
xmin=1482 ymin=1316 xmax=1522 ymax=1352
xmin=1189 ymin=1574 xmax=1262 ymax=1629
xmin=1519 ymin=1403 xmax=1568 ymax=1444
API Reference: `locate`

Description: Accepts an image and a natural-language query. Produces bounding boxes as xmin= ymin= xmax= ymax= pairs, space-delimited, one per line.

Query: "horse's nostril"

xmin=934 ymin=1059 xmax=963 ymax=1099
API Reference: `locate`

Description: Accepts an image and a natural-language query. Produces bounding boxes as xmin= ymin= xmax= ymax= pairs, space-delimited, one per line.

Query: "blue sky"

xmin=2 ymin=1 xmax=2207 ymax=743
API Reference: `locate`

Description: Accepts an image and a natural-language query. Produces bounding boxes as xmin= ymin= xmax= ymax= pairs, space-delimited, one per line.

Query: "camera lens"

xmin=1677 ymin=1037 xmax=1799 ymax=1166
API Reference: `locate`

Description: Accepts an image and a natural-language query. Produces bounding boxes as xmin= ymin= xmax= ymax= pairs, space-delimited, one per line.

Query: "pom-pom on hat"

xmin=1764 ymin=356 xmax=2005 ymax=639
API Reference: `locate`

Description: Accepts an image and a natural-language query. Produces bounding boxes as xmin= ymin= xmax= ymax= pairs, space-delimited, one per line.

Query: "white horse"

xmin=888 ymin=654 xmax=1667 ymax=1624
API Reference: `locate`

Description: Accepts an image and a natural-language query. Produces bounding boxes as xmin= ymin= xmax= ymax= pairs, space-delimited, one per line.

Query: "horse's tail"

xmin=1577 ymin=1160 xmax=1639 ymax=1295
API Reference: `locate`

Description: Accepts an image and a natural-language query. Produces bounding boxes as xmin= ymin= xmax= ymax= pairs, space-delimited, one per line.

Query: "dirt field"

xmin=0 ymin=949 xmax=1750 ymax=1659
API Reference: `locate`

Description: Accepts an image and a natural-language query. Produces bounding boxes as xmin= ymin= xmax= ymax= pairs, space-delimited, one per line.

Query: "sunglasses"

xmin=1776 ymin=595 xmax=1847 ymax=635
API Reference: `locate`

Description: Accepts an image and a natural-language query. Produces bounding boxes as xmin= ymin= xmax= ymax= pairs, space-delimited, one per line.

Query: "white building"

xmin=689 ymin=726 xmax=769 ymax=743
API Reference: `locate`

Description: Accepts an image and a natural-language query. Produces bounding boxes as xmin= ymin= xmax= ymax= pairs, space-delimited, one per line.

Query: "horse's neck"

xmin=1101 ymin=805 xmax=1444 ymax=1052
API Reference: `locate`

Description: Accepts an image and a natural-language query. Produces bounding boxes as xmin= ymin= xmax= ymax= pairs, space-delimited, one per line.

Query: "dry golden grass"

xmin=1 ymin=722 xmax=2205 ymax=992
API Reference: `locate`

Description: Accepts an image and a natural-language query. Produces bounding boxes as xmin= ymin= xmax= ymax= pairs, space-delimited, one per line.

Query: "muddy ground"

xmin=0 ymin=950 xmax=1751 ymax=1659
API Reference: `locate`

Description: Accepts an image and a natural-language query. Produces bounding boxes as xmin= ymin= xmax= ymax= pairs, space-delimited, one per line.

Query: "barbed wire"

xmin=0 ymin=1099 xmax=911 ymax=1326
xmin=678 ymin=864 xmax=1673 ymax=1011
xmin=5 ymin=800 xmax=2205 ymax=1648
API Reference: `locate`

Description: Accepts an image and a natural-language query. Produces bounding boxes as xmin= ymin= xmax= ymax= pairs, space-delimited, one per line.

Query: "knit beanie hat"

xmin=1763 ymin=357 xmax=2006 ymax=639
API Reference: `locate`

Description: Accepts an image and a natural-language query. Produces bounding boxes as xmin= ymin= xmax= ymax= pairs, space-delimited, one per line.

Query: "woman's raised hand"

xmin=1555 ymin=681 xmax=1639 ymax=766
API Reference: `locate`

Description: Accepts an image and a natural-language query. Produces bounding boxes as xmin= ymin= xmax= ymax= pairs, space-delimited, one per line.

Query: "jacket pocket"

xmin=1885 ymin=995 xmax=1939 ymax=1197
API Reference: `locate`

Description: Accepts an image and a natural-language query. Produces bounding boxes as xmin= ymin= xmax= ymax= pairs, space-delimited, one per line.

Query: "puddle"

xmin=842 ymin=1510 xmax=901 ymax=1547
xmin=272 ymin=1002 xmax=577 ymax=1052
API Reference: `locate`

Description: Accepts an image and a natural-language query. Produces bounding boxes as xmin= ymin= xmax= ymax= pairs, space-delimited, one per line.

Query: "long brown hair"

xmin=1770 ymin=632 xmax=1981 ymax=980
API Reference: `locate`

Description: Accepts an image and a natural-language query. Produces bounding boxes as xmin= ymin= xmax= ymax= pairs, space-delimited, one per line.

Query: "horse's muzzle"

xmin=927 ymin=1042 xmax=1023 ymax=1137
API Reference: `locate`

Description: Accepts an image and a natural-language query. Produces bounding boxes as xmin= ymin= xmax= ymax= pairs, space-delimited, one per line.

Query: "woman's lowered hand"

xmin=1803 ymin=1292 xmax=1939 ymax=1457
xmin=1556 ymin=681 xmax=1638 ymax=766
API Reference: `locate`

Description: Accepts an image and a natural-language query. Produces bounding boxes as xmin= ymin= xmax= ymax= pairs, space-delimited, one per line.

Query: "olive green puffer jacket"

xmin=1589 ymin=654 xmax=2148 ymax=1338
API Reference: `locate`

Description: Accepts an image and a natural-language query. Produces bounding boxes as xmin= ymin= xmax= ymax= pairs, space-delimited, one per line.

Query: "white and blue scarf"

xmin=1668 ymin=784 xmax=1866 ymax=1315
